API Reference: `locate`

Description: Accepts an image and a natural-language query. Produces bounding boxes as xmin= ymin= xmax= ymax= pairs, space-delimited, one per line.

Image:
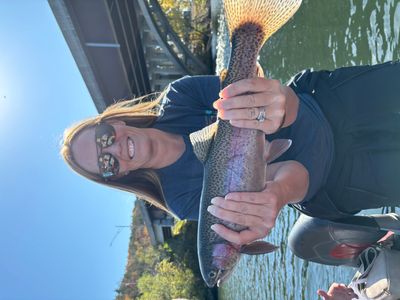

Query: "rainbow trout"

xmin=189 ymin=0 xmax=302 ymax=287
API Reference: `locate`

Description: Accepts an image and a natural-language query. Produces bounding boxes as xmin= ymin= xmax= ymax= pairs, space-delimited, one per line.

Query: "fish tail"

xmin=221 ymin=0 xmax=302 ymax=87
xmin=223 ymin=0 xmax=302 ymax=45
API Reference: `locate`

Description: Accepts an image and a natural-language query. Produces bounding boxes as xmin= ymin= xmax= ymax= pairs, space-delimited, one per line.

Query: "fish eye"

xmin=208 ymin=271 xmax=217 ymax=279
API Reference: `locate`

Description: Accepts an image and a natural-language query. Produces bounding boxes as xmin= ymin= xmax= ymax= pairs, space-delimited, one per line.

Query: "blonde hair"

xmin=61 ymin=91 xmax=171 ymax=213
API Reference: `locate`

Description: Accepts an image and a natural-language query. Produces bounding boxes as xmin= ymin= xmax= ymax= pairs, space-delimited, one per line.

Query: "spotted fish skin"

xmin=221 ymin=23 xmax=265 ymax=88
xmin=195 ymin=24 xmax=269 ymax=288
xmin=192 ymin=0 xmax=303 ymax=288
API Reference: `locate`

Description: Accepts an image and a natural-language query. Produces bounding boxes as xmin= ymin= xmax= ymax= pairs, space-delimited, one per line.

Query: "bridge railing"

xmin=138 ymin=0 xmax=211 ymax=75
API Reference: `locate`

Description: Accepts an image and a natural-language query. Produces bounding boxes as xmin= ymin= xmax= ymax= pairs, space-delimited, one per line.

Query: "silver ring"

xmin=256 ymin=107 xmax=266 ymax=122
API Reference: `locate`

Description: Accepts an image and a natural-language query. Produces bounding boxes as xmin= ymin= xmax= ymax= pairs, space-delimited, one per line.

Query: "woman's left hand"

xmin=213 ymin=77 xmax=287 ymax=134
xmin=207 ymin=180 xmax=285 ymax=245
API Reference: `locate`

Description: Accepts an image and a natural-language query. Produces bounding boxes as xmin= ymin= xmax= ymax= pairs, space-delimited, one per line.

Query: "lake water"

xmin=214 ymin=0 xmax=400 ymax=299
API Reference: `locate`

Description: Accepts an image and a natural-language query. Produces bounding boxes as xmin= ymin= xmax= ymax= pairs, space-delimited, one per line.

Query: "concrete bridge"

xmin=48 ymin=0 xmax=212 ymax=112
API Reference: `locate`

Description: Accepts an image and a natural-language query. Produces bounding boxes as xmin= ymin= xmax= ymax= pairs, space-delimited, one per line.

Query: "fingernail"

xmin=207 ymin=205 xmax=212 ymax=212
xmin=210 ymin=225 xmax=216 ymax=231
xmin=211 ymin=198 xmax=216 ymax=204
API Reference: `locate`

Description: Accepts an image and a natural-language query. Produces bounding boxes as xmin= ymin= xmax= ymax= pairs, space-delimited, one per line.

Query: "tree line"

xmin=115 ymin=201 xmax=216 ymax=300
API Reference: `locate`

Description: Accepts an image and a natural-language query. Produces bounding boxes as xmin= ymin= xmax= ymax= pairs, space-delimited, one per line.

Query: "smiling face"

xmin=70 ymin=120 xmax=155 ymax=178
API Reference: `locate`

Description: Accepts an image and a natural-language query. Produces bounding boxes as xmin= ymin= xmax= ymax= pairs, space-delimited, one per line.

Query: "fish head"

xmin=203 ymin=243 xmax=241 ymax=288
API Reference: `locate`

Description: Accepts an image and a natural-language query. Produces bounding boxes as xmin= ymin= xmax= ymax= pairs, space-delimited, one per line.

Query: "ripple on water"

xmin=215 ymin=0 xmax=400 ymax=299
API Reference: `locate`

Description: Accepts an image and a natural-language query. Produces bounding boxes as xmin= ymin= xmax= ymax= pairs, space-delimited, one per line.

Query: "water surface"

xmin=215 ymin=1 xmax=400 ymax=299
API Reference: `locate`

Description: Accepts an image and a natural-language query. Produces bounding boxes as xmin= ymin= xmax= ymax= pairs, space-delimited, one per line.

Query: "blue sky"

xmin=0 ymin=2 xmax=134 ymax=299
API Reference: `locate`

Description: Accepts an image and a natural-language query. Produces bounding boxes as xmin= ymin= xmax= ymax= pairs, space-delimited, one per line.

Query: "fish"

xmin=189 ymin=0 xmax=302 ymax=288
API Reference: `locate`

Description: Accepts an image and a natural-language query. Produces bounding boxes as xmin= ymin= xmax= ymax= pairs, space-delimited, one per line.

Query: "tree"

xmin=137 ymin=259 xmax=199 ymax=300
xmin=158 ymin=0 xmax=211 ymax=60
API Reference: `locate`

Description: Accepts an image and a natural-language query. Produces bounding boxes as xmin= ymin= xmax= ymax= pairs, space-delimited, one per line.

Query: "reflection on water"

xmin=216 ymin=0 xmax=400 ymax=299
xmin=259 ymin=0 xmax=400 ymax=81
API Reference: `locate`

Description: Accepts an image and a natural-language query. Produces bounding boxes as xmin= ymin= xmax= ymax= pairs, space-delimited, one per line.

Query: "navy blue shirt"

xmin=153 ymin=75 xmax=334 ymax=220
xmin=268 ymin=93 xmax=334 ymax=203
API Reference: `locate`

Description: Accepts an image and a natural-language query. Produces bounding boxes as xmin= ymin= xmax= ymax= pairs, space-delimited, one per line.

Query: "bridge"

xmin=49 ymin=0 xmax=213 ymax=243
xmin=48 ymin=0 xmax=212 ymax=112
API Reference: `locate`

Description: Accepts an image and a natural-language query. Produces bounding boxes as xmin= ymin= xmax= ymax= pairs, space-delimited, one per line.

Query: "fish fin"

xmin=189 ymin=123 xmax=218 ymax=163
xmin=265 ymin=139 xmax=292 ymax=163
xmin=223 ymin=0 xmax=302 ymax=44
xmin=220 ymin=69 xmax=229 ymax=83
xmin=240 ymin=241 xmax=279 ymax=255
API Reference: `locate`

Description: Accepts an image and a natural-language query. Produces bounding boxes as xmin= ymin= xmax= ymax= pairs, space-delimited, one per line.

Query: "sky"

xmin=0 ymin=2 xmax=135 ymax=299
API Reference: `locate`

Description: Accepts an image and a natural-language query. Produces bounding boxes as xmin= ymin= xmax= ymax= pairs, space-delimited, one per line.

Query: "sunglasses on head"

xmin=95 ymin=123 xmax=120 ymax=178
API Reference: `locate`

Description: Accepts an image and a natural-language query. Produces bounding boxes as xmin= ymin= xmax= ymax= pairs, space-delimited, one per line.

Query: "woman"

xmin=61 ymin=60 xmax=400 ymax=247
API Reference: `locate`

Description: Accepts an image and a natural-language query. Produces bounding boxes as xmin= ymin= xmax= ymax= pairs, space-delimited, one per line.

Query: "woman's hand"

xmin=207 ymin=180 xmax=285 ymax=245
xmin=207 ymin=160 xmax=309 ymax=245
xmin=317 ymin=283 xmax=359 ymax=300
xmin=213 ymin=77 xmax=296 ymax=134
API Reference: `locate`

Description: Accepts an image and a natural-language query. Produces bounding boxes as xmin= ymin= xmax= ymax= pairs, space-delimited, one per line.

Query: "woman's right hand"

xmin=208 ymin=160 xmax=309 ymax=246
xmin=317 ymin=283 xmax=359 ymax=300
xmin=208 ymin=180 xmax=287 ymax=245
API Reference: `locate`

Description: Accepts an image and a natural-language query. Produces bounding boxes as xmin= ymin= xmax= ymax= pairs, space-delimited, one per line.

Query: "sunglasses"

xmin=95 ymin=123 xmax=120 ymax=178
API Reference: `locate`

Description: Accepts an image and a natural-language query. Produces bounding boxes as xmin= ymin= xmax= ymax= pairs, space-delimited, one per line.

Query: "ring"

xmin=256 ymin=107 xmax=266 ymax=122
